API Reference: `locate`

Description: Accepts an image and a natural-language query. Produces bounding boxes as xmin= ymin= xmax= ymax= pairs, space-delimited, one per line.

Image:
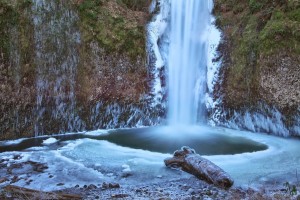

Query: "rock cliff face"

xmin=1 ymin=0 xmax=299 ymax=139
xmin=212 ymin=0 xmax=300 ymax=136
xmin=0 ymin=0 xmax=35 ymax=139
xmin=0 ymin=0 xmax=159 ymax=140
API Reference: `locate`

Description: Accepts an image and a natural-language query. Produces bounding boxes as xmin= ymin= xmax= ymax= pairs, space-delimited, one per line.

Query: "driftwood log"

xmin=164 ymin=146 xmax=234 ymax=188
xmin=2 ymin=185 xmax=82 ymax=200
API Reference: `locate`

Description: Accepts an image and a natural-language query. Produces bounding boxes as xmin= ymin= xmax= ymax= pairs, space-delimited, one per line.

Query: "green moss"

xmin=259 ymin=4 xmax=300 ymax=54
xmin=75 ymin=0 xmax=146 ymax=60
xmin=249 ymin=0 xmax=263 ymax=13
xmin=214 ymin=0 xmax=300 ymax=106
xmin=229 ymin=16 xmax=259 ymax=99
xmin=78 ymin=0 xmax=104 ymax=11
xmin=286 ymin=8 xmax=300 ymax=21
xmin=0 ymin=0 xmax=33 ymax=62
xmin=232 ymin=4 xmax=245 ymax=14
xmin=259 ymin=10 xmax=300 ymax=55
xmin=0 ymin=2 xmax=18 ymax=60
xmin=116 ymin=0 xmax=150 ymax=11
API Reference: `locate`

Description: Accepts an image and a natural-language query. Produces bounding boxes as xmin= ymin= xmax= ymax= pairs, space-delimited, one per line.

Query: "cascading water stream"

xmin=167 ymin=0 xmax=212 ymax=126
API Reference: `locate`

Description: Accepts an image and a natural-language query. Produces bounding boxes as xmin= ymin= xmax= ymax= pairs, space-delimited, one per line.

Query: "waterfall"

xmin=167 ymin=0 xmax=212 ymax=126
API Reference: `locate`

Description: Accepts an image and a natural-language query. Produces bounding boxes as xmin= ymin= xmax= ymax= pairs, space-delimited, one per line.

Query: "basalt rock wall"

xmin=212 ymin=0 xmax=300 ymax=136
xmin=0 ymin=0 xmax=159 ymax=140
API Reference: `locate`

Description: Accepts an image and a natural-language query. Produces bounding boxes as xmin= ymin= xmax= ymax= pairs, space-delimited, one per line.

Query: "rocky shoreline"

xmin=58 ymin=177 xmax=300 ymax=200
xmin=1 ymin=155 xmax=299 ymax=200
xmin=2 ymin=176 xmax=299 ymax=199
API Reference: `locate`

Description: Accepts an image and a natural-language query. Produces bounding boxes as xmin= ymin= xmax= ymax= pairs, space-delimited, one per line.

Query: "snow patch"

xmin=26 ymin=146 xmax=49 ymax=151
xmin=85 ymin=129 xmax=111 ymax=136
xmin=1 ymin=138 xmax=26 ymax=146
xmin=107 ymin=173 xmax=114 ymax=177
xmin=59 ymin=139 xmax=84 ymax=151
xmin=122 ymin=164 xmax=131 ymax=172
xmin=19 ymin=153 xmax=30 ymax=162
xmin=42 ymin=137 xmax=58 ymax=145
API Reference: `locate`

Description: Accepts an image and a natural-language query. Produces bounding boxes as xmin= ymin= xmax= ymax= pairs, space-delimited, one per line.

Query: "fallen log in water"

xmin=2 ymin=185 xmax=82 ymax=200
xmin=164 ymin=146 xmax=234 ymax=188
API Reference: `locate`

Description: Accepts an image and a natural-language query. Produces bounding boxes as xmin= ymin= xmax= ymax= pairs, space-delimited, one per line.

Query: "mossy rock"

xmin=214 ymin=0 xmax=300 ymax=109
xmin=116 ymin=0 xmax=151 ymax=11
xmin=75 ymin=0 xmax=147 ymax=60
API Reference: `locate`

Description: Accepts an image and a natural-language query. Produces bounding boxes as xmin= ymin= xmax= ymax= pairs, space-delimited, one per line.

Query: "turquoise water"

xmin=0 ymin=126 xmax=267 ymax=155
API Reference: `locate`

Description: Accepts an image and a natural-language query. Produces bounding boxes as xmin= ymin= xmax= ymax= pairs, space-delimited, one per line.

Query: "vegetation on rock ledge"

xmin=73 ymin=0 xmax=150 ymax=60
xmin=214 ymin=0 xmax=300 ymax=111
xmin=0 ymin=0 xmax=35 ymax=139
xmin=0 ymin=0 xmax=153 ymax=139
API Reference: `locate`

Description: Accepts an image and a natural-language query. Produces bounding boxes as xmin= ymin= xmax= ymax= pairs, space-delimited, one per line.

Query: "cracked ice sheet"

xmin=0 ymin=149 xmax=105 ymax=191
xmin=61 ymin=131 xmax=300 ymax=189
xmin=0 ymin=139 xmax=190 ymax=191
xmin=204 ymin=128 xmax=300 ymax=188
xmin=2 ymin=127 xmax=300 ymax=191
xmin=0 ymin=138 xmax=27 ymax=146
xmin=59 ymin=139 xmax=191 ymax=185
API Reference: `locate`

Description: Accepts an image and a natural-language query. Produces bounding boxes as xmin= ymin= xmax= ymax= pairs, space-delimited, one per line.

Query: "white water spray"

xmin=168 ymin=0 xmax=212 ymax=126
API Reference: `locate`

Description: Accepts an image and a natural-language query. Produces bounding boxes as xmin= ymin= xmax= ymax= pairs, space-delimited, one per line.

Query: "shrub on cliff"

xmin=117 ymin=0 xmax=151 ymax=11
xmin=74 ymin=0 xmax=147 ymax=60
xmin=213 ymin=0 xmax=300 ymax=108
